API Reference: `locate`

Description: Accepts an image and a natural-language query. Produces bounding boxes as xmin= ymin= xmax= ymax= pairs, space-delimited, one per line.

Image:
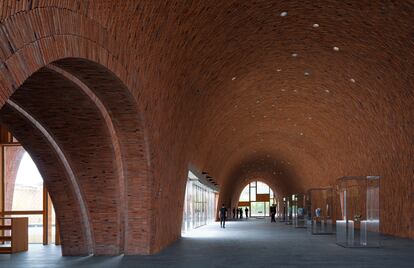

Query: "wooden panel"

xmin=11 ymin=217 xmax=28 ymax=253
xmin=256 ymin=194 xmax=270 ymax=202
xmin=238 ymin=201 xmax=250 ymax=207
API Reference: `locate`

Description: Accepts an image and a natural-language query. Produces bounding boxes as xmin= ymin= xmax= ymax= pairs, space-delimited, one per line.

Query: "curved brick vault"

xmin=0 ymin=0 xmax=412 ymax=255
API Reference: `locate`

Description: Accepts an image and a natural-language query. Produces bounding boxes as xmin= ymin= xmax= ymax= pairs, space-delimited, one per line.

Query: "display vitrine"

xmin=336 ymin=176 xmax=380 ymax=247
xmin=306 ymin=187 xmax=334 ymax=234
xmin=278 ymin=197 xmax=287 ymax=222
xmin=292 ymin=194 xmax=306 ymax=228
xmin=285 ymin=196 xmax=293 ymax=225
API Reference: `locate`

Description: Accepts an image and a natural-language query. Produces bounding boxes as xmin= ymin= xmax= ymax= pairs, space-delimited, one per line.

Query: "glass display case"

xmin=306 ymin=187 xmax=334 ymax=234
xmin=336 ymin=176 xmax=380 ymax=247
xmin=292 ymin=193 xmax=306 ymax=228
xmin=285 ymin=195 xmax=293 ymax=225
xmin=278 ymin=197 xmax=287 ymax=222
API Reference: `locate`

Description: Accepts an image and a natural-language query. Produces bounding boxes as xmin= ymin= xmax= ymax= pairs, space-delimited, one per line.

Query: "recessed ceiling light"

xmin=304 ymin=71 xmax=310 ymax=76
xmin=277 ymin=68 xmax=282 ymax=72
xmin=333 ymin=46 xmax=339 ymax=51
xmin=232 ymin=77 xmax=236 ymax=80
xmin=292 ymin=53 xmax=298 ymax=57
xmin=350 ymin=78 xmax=356 ymax=83
xmin=313 ymin=23 xmax=319 ymax=28
xmin=280 ymin=11 xmax=288 ymax=17
xmin=300 ymin=132 xmax=304 ymax=136
xmin=325 ymin=89 xmax=330 ymax=93
xmin=293 ymin=89 xmax=298 ymax=92
xmin=281 ymin=89 xmax=286 ymax=91
xmin=256 ymin=100 xmax=260 ymax=103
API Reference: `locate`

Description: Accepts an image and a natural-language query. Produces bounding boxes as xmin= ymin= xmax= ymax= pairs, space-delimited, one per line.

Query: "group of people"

xmin=232 ymin=207 xmax=249 ymax=219
xmin=218 ymin=204 xmax=250 ymax=228
xmin=219 ymin=203 xmax=278 ymax=228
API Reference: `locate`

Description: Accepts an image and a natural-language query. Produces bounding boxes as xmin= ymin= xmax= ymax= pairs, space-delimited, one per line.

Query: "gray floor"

xmin=1 ymin=219 xmax=413 ymax=268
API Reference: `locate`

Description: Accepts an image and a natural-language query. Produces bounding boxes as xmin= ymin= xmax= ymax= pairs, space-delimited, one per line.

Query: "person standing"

xmin=245 ymin=207 xmax=249 ymax=218
xmin=219 ymin=204 xmax=228 ymax=228
xmin=271 ymin=204 xmax=276 ymax=222
xmin=232 ymin=207 xmax=236 ymax=219
xmin=239 ymin=208 xmax=243 ymax=219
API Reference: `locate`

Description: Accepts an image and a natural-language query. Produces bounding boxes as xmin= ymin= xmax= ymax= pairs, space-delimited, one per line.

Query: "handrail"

xmin=0 ymin=211 xmax=43 ymax=215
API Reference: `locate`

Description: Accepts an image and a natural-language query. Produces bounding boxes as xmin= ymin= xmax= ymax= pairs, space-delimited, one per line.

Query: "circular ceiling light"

xmin=280 ymin=11 xmax=288 ymax=17
xmin=350 ymin=78 xmax=356 ymax=83
xmin=313 ymin=23 xmax=319 ymax=28
xmin=292 ymin=53 xmax=298 ymax=57
xmin=333 ymin=46 xmax=340 ymax=51
xmin=232 ymin=77 xmax=236 ymax=80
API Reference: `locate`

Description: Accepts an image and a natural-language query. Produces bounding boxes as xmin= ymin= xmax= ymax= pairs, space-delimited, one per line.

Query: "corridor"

xmin=1 ymin=219 xmax=413 ymax=268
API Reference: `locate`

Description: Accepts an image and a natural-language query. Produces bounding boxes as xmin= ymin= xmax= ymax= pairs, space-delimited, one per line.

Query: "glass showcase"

xmin=277 ymin=197 xmax=287 ymax=222
xmin=306 ymin=187 xmax=334 ymax=234
xmin=336 ymin=176 xmax=380 ymax=247
xmin=292 ymin=193 xmax=306 ymax=228
xmin=285 ymin=196 xmax=293 ymax=225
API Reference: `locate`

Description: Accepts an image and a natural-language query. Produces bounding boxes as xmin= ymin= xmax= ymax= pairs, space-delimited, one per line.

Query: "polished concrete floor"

xmin=1 ymin=219 xmax=413 ymax=268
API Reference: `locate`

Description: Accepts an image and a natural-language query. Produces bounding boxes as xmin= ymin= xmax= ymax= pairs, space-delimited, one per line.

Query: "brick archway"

xmin=0 ymin=8 xmax=153 ymax=256
xmin=0 ymin=58 xmax=151 ymax=255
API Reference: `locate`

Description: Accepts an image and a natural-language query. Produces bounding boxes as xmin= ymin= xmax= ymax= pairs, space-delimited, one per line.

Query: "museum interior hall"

xmin=0 ymin=1 xmax=413 ymax=267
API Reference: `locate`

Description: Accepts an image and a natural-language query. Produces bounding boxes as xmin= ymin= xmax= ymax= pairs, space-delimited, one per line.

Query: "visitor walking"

xmin=245 ymin=207 xmax=249 ymax=218
xmin=239 ymin=207 xmax=243 ymax=219
xmin=219 ymin=204 xmax=228 ymax=228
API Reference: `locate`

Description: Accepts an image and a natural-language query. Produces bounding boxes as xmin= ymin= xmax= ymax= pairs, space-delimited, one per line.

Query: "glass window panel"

xmin=250 ymin=189 xmax=256 ymax=201
xmin=251 ymin=202 xmax=265 ymax=217
xmin=239 ymin=185 xmax=250 ymax=201
xmin=10 ymin=151 xmax=43 ymax=211
xmin=257 ymin=181 xmax=269 ymax=194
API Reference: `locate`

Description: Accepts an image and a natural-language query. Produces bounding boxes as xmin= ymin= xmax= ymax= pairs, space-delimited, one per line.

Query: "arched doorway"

xmin=238 ymin=181 xmax=276 ymax=218
xmin=1 ymin=138 xmax=59 ymax=246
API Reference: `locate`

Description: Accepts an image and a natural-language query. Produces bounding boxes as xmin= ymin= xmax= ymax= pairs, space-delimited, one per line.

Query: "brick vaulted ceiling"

xmin=0 ymin=0 xmax=413 ymax=254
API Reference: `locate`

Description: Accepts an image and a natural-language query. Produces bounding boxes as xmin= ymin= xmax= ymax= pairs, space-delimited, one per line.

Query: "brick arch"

xmin=0 ymin=8 xmax=152 ymax=255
